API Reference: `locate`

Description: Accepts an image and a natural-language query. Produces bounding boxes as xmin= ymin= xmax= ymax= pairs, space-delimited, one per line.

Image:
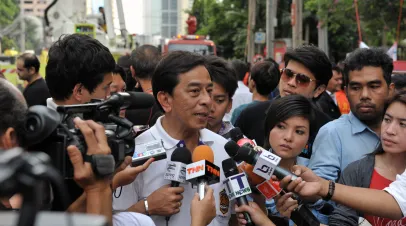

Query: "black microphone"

xmin=101 ymin=92 xmax=155 ymax=110
xmin=164 ymin=147 xmax=192 ymax=187
xmin=229 ymin=127 xmax=244 ymax=142
xmin=164 ymin=147 xmax=192 ymax=222
xmin=222 ymin=158 xmax=255 ymax=226
xmin=224 ymin=140 xmax=297 ymax=181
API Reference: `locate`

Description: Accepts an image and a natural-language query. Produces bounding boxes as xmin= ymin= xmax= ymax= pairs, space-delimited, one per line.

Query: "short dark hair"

xmin=264 ymin=94 xmax=315 ymax=149
xmin=343 ymin=48 xmax=393 ymax=87
xmin=131 ymin=45 xmax=161 ymax=80
xmin=45 ymin=34 xmax=115 ymax=101
xmin=332 ymin=63 xmax=343 ymax=74
xmin=250 ymin=59 xmax=280 ymax=96
xmin=17 ymin=53 xmax=40 ymax=73
xmin=0 ymin=80 xmax=27 ymax=146
xmin=117 ymin=55 xmax=135 ymax=91
xmin=392 ymin=74 xmax=406 ymax=91
xmin=206 ymin=56 xmax=238 ymax=99
xmin=231 ymin=60 xmax=249 ymax=81
xmin=113 ymin=64 xmax=127 ymax=82
xmin=152 ymin=51 xmax=208 ymax=111
xmin=284 ymin=45 xmax=332 ymax=87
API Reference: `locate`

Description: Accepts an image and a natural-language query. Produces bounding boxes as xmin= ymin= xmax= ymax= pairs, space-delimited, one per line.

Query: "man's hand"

xmin=275 ymin=193 xmax=298 ymax=218
xmin=146 ymin=184 xmax=184 ymax=216
xmin=67 ymin=118 xmax=111 ymax=192
xmin=112 ymin=156 xmax=154 ymax=189
xmin=279 ymin=165 xmax=328 ymax=200
xmin=190 ymin=186 xmax=216 ymax=226
xmin=235 ymin=202 xmax=275 ymax=226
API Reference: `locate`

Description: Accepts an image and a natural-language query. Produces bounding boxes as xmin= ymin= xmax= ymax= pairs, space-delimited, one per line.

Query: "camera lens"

xmin=25 ymin=116 xmax=40 ymax=132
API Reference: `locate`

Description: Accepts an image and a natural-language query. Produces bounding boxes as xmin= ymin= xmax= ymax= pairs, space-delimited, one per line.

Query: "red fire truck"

xmin=163 ymin=34 xmax=217 ymax=56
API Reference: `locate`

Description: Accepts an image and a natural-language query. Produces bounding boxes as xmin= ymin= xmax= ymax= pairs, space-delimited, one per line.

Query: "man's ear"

xmin=388 ymin=82 xmax=395 ymax=99
xmin=226 ymin=100 xmax=232 ymax=113
xmin=0 ymin=128 xmax=18 ymax=150
xmin=72 ymin=84 xmax=84 ymax=102
xmin=29 ymin=67 xmax=36 ymax=75
xmin=313 ymin=85 xmax=326 ymax=98
xmin=157 ymin=91 xmax=172 ymax=113
xmin=130 ymin=66 xmax=136 ymax=78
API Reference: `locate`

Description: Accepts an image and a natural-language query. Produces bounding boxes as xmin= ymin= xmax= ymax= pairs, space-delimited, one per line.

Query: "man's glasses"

xmin=280 ymin=68 xmax=317 ymax=87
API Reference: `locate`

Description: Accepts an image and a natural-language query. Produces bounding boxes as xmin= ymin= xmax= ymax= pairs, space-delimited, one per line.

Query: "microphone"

xmin=100 ymin=92 xmax=155 ymax=110
xmin=224 ymin=140 xmax=297 ymax=181
xmin=164 ymin=147 xmax=191 ymax=222
xmin=186 ymin=145 xmax=220 ymax=200
xmin=228 ymin=128 xmax=256 ymax=148
xmin=222 ymin=158 xmax=255 ymax=226
xmin=164 ymin=147 xmax=192 ymax=187
xmin=131 ymin=141 xmax=167 ymax=167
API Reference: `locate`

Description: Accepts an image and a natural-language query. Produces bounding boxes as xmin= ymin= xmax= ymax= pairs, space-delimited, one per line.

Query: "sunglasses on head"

xmin=280 ymin=68 xmax=317 ymax=87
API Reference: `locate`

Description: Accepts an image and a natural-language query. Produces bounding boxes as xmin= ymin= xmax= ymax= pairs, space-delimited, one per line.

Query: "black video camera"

xmin=22 ymin=92 xmax=155 ymax=179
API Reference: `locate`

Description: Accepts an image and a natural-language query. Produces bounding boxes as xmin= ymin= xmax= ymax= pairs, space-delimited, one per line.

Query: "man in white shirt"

xmin=113 ymin=51 xmax=236 ymax=226
xmin=223 ymin=60 xmax=252 ymax=121
xmin=325 ymin=64 xmax=343 ymax=105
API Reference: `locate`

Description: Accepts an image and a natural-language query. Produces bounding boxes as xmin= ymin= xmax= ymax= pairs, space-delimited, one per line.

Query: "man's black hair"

xmin=391 ymin=74 xmax=406 ymax=91
xmin=152 ymin=51 xmax=208 ymax=111
xmin=284 ymin=45 xmax=332 ymax=87
xmin=206 ymin=56 xmax=238 ymax=99
xmin=332 ymin=63 xmax=343 ymax=74
xmin=250 ymin=59 xmax=280 ymax=96
xmin=130 ymin=45 xmax=161 ymax=80
xmin=45 ymin=34 xmax=115 ymax=101
xmin=0 ymin=80 xmax=27 ymax=146
xmin=113 ymin=64 xmax=127 ymax=83
xmin=17 ymin=53 xmax=40 ymax=73
xmin=343 ymin=48 xmax=393 ymax=87
xmin=231 ymin=60 xmax=249 ymax=81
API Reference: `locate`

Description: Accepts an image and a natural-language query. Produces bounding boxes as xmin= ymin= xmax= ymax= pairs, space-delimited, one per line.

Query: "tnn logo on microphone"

xmin=223 ymin=173 xmax=251 ymax=200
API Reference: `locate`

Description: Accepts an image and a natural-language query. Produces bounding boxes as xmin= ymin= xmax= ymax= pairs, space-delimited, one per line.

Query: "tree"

xmin=0 ymin=0 xmax=19 ymax=51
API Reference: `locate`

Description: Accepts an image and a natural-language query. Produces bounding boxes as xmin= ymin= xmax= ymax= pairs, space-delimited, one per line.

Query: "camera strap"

xmin=83 ymin=154 xmax=115 ymax=178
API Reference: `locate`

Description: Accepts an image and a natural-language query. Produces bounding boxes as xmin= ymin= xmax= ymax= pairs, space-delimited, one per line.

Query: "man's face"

xmin=110 ymin=74 xmax=126 ymax=93
xmin=166 ymin=65 xmax=213 ymax=130
xmin=16 ymin=59 xmax=33 ymax=81
xmin=327 ymin=70 xmax=343 ymax=93
xmin=278 ymin=60 xmax=320 ymax=98
xmin=207 ymin=82 xmax=232 ymax=131
xmin=346 ymin=66 xmax=389 ymax=123
xmin=81 ymin=73 xmax=113 ymax=103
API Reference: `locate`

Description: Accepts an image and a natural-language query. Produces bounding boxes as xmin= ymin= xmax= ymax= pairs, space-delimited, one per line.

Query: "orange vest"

xmin=335 ymin=90 xmax=350 ymax=114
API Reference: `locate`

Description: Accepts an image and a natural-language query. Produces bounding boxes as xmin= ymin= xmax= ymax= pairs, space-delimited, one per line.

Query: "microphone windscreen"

xmin=224 ymin=140 xmax=239 ymax=158
xmin=221 ymin=158 xmax=239 ymax=178
xmin=171 ymin=147 xmax=192 ymax=164
xmin=240 ymin=162 xmax=265 ymax=185
xmin=126 ymin=92 xmax=155 ymax=109
xmin=237 ymin=138 xmax=255 ymax=147
xmin=192 ymin=145 xmax=214 ymax=163
xmin=229 ymin=127 xmax=244 ymax=142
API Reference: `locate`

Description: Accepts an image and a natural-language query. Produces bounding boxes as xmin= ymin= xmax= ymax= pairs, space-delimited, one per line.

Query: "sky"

xmin=91 ymin=0 xmax=144 ymax=34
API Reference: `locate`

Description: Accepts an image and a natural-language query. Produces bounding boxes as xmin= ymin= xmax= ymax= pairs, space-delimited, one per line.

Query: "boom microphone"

xmin=101 ymin=92 xmax=155 ymax=110
xmin=186 ymin=145 xmax=220 ymax=200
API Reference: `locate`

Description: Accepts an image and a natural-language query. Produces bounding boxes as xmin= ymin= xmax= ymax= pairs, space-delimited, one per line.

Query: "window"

xmin=170 ymin=12 xmax=177 ymax=25
xmin=170 ymin=0 xmax=177 ymax=10
xmin=24 ymin=8 xmax=34 ymax=12
xmin=162 ymin=0 xmax=168 ymax=9
xmin=24 ymin=0 xmax=33 ymax=3
xmin=37 ymin=0 xmax=47 ymax=3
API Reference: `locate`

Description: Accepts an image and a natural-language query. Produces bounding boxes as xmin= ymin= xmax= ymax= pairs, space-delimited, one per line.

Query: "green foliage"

xmin=0 ymin=0 xmax=19 ymax=52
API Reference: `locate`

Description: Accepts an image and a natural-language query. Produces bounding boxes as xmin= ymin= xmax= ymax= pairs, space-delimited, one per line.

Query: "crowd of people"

xmin=0 ymin=33 xmax=405 ymax=226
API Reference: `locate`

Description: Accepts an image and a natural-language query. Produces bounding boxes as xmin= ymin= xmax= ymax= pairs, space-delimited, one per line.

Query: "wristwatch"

xmin=144 ymin=197 xmax=150 ymax=216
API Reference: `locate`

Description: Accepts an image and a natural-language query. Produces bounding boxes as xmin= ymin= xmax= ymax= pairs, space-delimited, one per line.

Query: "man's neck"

xmin=364 ymin=119 xmax=382 ymax=135
xmin=252 ymin=91 xmax=268 ymax=102
xmin=138 ymin=79 xmax=152 ymax=94
xmin=207 ymin=122 xmax=223 ymax=135
xmin=161 ymin=115 xmax=200 ymax=151
xmin=27 ymin=74 xmax=41 ymax=85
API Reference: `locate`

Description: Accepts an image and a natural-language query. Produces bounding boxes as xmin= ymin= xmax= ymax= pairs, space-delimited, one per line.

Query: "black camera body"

xmin=22 ymin=92 xmax=154 ymax=179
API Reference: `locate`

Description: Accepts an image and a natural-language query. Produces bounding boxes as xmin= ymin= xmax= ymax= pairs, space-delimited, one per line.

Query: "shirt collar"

xmin=151 ymin=116 xmax=215 ymax=150
xmin=348 ymin=111 xmax=377 ymax=135
xmin=46 ymin=98 xmax=58 ymax=110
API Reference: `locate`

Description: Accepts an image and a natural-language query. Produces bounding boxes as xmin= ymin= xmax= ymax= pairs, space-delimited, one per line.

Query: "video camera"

xmin=22 ymin=92 xmax=155 ymax=179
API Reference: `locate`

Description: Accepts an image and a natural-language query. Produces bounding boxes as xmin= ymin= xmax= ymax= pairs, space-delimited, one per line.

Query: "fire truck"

xmin=163 ymin=34 xmax=217 ymax=56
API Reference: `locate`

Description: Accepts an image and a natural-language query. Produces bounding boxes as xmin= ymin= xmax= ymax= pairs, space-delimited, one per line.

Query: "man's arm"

xmin=308 ymin=124 xmax=341 ymax=181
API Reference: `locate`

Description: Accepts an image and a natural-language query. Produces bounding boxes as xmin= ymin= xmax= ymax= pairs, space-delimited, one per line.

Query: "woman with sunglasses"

xmin=276 ymin=92 xmax=406 ymax=226
xmin=259 ymin=94 xmax=328 ymax=225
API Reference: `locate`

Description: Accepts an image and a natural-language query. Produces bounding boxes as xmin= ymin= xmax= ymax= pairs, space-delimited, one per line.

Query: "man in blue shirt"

xmin=309 ymin=48 xmax=395 ymax=182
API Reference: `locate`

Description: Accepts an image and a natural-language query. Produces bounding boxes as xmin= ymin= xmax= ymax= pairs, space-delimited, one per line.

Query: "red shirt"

xmin=364 ymin=169 xmax=406 ymax=226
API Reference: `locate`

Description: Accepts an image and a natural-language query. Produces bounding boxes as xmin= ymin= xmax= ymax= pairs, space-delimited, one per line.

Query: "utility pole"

xmin=247 ymin=0 xmax=256 ymax=63
xmin=20 ymin=0 xmax=25 ymax=52
xmin=318 ymin=1 xmax=329 ymax=56
xmin=291 ymin=0 xmax=302 ymax=48
xmin=266 ymin=0 xmax=277 ymax=59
